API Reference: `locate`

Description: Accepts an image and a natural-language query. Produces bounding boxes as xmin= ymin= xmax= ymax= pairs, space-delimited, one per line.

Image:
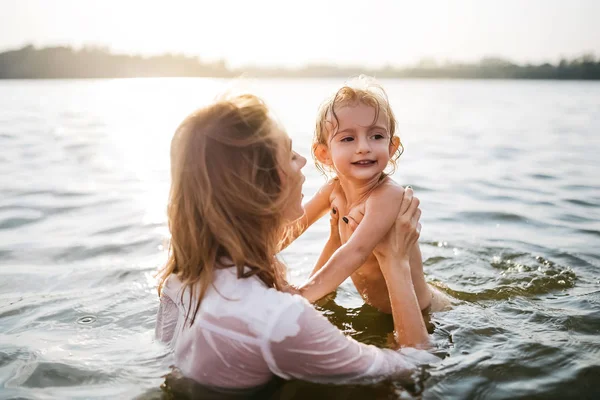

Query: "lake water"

xmin=0 ymin=78 xmax=599 ymax=399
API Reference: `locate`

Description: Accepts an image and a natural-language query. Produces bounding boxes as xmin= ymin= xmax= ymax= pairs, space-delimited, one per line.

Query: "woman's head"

xmin=312 ymin=75 xmax=403 ymax=178
xmin=159 ymin=93 xmax=305 ymax=323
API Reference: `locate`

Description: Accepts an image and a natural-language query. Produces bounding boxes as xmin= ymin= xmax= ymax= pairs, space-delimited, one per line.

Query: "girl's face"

xmin=277 ymin=129 xmax=307 ymax=222
xmin=324 ymin=103 xmax=397 ymax=182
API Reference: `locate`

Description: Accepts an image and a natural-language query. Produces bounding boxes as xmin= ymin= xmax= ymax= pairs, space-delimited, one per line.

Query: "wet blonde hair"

xmin=158 ymin=93 xmax=293 ymax=325
xmin=312 ymin=75 xmax=403 ymax=176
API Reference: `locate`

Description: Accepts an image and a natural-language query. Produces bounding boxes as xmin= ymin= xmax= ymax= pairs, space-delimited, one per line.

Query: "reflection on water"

xmin=136 ymin=371 xmax=419 ymax=400
xmin=0 ymin=78 xmax=599 ymax=399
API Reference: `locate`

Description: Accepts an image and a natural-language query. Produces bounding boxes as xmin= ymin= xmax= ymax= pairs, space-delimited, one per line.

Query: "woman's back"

xmin=157 ymin=264 xmax=292 ymax=388
xmin=156 ymin=263 xmax=436 ymax=390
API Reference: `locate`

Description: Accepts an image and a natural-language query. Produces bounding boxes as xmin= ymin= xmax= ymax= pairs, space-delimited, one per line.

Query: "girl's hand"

xmin=328 ymin=207 xmax=341 ymax=246
xmin=344 ymin=187 xmax=421 ymax=262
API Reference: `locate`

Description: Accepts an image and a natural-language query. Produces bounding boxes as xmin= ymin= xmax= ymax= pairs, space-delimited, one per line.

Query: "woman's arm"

xmin=265 ymin=296 xmax=438 ymax=384
xmin=373 ymin=187 xmax=429 ymax=347
xmin=409 ymin=243 xmax=433 ymax=311
xmin=155 ymin=294 xmax=179 ymax=345
xmin=378 ymin=256 xmax=429 ymax=348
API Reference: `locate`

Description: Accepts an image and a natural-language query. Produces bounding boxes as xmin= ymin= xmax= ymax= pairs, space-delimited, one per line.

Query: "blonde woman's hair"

xmin=158 ymin=93 xmax=292 ymax=325
xmin=313 ymin=75 xmax=403 ymax=176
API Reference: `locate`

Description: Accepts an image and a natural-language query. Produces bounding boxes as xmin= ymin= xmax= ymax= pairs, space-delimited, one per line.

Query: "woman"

xmin=155 ymin=93 xmax=437 ymax=392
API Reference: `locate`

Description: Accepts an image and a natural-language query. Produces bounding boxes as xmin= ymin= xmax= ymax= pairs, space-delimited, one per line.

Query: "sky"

xmin=1 ymin=0 xmax=599 ymax=68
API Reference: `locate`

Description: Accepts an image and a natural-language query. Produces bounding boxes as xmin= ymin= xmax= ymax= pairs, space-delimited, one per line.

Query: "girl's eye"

xmin=340 ymin=137 xmax=354 ymax=142
xmin=291 ymin=152 xmax=298 ymax=161
xmin=372 ymin=133 xmax=385 ymax=140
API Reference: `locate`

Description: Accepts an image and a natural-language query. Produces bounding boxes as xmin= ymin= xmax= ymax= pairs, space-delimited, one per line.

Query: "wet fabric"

xmin=155 ymin=265 xmax=438 ymax=389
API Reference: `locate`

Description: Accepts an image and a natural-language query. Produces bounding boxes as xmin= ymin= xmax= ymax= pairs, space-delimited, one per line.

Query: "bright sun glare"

xmin=3 ymin=0 xmax=598 ymax=67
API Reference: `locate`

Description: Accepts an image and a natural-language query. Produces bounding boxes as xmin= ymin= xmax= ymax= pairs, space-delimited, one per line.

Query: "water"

xmin=0 ymin=78 xmax=599 ymax=399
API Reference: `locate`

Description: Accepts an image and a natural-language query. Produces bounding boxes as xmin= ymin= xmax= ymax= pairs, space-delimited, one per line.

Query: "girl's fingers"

xmin=329 ymin=207 xmax=340 ymax=237
xmin=345 ymin=215 xmax=359 ymax=232
xmin=329 ymin=207 xmax=339 ymax=225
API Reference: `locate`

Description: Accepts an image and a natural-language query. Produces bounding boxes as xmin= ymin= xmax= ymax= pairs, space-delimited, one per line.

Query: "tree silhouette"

xmin=0 ymin=45 xmax=598 ymax=80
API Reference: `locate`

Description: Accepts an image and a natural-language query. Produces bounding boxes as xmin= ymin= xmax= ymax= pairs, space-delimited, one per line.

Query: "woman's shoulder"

xmin=238 ymin=277 xmax=310 ymax=323
xmin=207 ymin=269 xmax=311 ymax=332
xmin=159 ymin=268 xmax=311 ymax=335
xmin=160 ymin=273 xmax=183 ymax=303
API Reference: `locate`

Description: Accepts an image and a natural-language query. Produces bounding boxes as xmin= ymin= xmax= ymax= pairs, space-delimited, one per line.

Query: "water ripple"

xmin=1 ymin=78 xmax=599 ymax=399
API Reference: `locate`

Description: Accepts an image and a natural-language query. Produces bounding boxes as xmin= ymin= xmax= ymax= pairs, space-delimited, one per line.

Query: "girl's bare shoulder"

xmin=368 ymin=176 xmax=405 ymax=203
xmin=328 ymin=177 xmax=343 ymax=203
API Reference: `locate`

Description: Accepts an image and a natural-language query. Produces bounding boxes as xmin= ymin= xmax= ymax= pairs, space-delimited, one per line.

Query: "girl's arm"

xmin=280 ymin=208 xmax=341 ymax=297
xmin=309 ymin=208 xmax=341 ymax=277
xmin=299 ymin=182 xmax=405 ymax=302
xmin=279 ymin=179 xmax=337 ymax=251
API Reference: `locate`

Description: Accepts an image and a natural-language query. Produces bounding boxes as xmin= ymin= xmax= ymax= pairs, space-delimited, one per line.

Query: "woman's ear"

xmin=314 ymin=143 xmax=333 ymax=166
xmin=389 ymin=136 xmax=401 ymax=157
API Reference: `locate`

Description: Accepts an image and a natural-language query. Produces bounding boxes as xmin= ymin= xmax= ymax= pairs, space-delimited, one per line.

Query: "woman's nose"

xmin=300 ymin=154 xmax=307 ymax=168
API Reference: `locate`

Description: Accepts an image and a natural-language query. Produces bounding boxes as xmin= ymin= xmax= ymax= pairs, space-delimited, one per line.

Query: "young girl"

xmin=294 ymin=76 xmax=451 ymax=345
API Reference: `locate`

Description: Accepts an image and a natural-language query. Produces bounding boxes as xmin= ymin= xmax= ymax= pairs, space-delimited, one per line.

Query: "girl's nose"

xmin=356 ymin=137 xmax=371 ymax=153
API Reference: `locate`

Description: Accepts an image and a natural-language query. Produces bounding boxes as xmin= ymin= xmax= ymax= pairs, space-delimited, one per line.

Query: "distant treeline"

xmin=1 ymin=45 xmax=599 ymax=80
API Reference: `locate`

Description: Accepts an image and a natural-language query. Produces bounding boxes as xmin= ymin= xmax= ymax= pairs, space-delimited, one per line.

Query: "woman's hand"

xmin=345 ymin=187 xmax=421 ymax=262
xmin=375 ymin=187 xmax=421 ymax=261
xmin=280 ymin=283 xmax=302 ymax=295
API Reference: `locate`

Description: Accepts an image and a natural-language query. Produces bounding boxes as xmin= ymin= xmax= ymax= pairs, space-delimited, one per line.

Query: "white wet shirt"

xmin=155 ymin=265 xmax=438 ymax=389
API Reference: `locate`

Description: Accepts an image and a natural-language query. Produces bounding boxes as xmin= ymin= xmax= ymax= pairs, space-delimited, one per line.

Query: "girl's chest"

xmin=330 ymin=195 xmax=366 ymax=244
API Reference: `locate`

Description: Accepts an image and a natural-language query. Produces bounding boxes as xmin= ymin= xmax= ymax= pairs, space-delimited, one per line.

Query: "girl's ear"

xmin=389 ymin=136 xmax=401 ymax=157
xmin=314 ymin=143 xmax=333 ymax=166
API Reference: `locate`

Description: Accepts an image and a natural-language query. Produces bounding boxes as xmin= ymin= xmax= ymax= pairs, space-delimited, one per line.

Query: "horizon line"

xmin=2 ymin=43 xmax=598 ymax=70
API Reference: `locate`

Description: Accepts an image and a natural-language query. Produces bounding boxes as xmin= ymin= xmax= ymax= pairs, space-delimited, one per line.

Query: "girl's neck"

xmin=337 ymin=173 xmax=385 ymax=208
